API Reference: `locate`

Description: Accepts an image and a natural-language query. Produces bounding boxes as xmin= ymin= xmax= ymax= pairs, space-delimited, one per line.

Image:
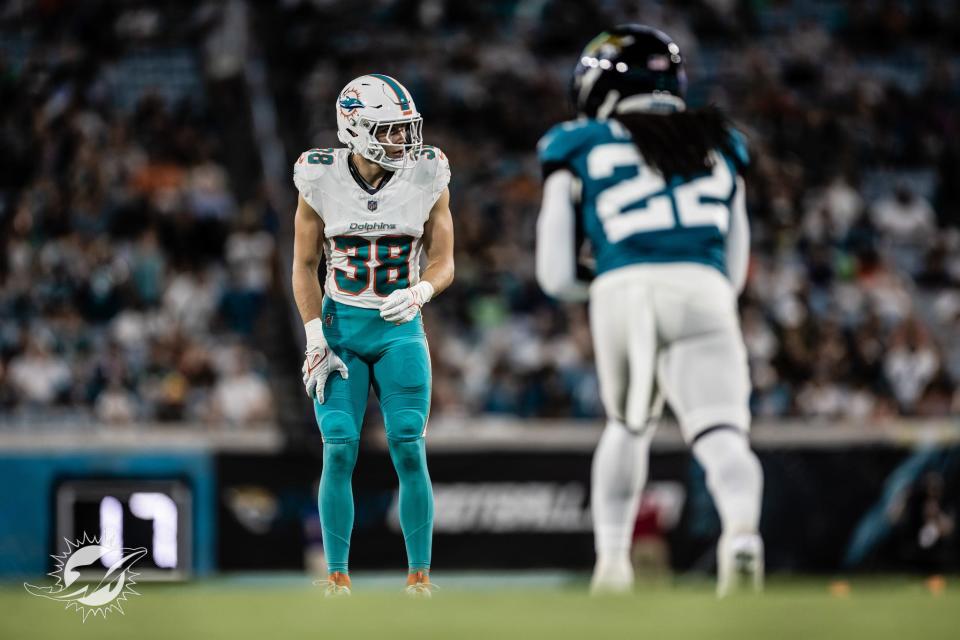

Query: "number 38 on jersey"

xmin=293 ymin=146 xmax=451 ymax=309
xmin=331 ymin=235 xmax=413 ymax=297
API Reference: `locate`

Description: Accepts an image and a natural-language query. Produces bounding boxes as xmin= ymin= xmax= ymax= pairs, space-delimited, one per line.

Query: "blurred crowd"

xmin=2 ymin=0 xmax=959 ymax=428
xmin=0 ymin=2 xmax=275 ymax=427
xmin=260 ymin=0 xmax=960 ymax=422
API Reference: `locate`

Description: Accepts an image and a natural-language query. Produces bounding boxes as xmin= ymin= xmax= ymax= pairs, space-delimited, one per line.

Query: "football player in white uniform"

xmin=536 ymin=26 xmax=764 ymax=596
xmin=292 ymin=74 xmax=454 ymax=596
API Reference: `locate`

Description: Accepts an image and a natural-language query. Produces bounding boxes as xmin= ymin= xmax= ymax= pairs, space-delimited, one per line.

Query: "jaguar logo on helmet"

xmin=572 ymin=24 xmax=687 ymax=119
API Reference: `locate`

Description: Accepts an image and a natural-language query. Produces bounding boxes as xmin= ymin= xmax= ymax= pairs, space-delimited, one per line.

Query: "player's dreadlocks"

xmin=615 ymin=105 xmax=745 ymax=181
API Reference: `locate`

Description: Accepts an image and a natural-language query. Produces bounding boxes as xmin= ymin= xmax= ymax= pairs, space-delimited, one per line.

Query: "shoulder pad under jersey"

xmin=408 ymin=145 xmax=451 ymax=205
xmin=537 ymin=119 xmax=613 ymax=178
xmin=293 ymin=147 xmax=341 ymax=211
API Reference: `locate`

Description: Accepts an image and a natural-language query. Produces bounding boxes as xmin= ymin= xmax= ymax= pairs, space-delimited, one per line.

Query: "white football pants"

xmin=589 ymin=263 xmax=751 ymax=441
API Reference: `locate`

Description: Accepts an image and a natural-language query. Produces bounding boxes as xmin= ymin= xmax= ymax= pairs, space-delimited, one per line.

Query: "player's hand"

xmin=301 ymin=317 xmax=348 ymax=403
xmin=302 ymin=346 xmax=349 ymax=404
xmin=379 ymin=281 xmax=434 ymax=324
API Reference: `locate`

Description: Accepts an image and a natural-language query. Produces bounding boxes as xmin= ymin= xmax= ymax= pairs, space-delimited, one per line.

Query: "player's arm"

xmin=726 ymin=176 xmax=749 ymax=295
xmin=292 ymin=193 xmax=326 ymax=324
xmin=379 ymin=187 xmax=454 ymax=324
xmin=292 ymin=193 xmax=347 ymax=402
xmin=536 ymin=169 xmax=590 ymax=302
xmin=419 ymin=186 xmax=455 ymax=295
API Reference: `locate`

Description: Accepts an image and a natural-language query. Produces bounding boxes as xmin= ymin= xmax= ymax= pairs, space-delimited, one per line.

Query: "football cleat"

xmin=315 ymin=571 xmax=352 ymax=597
xmin=404 ymin=571 xmax=435 ymax=598
xmin=589 ymin=556 xmax=634 ymax=595
xmin=717 ymin=534 xmax=764 ymax=598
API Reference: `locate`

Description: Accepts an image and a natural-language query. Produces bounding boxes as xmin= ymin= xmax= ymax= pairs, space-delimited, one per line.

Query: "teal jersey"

xmin=537 ymin=118 xmax=748 ymax=277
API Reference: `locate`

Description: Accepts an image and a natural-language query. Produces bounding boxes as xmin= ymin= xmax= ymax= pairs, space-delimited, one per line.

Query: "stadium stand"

xmin=0 ymin=3 xmax=276 ymax=427
xmin=256 ymin=0 xmax=960 ymax=422
xmin=2 ymin=0 xmax=958 ymax=428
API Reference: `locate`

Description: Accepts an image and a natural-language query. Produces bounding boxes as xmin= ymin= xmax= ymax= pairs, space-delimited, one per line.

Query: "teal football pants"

xmin=314 ymin=298 xmax=433 ymax=574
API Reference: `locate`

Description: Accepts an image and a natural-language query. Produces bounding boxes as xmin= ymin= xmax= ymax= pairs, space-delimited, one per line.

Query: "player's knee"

xmin=319 ymin=409 xmax=358 ymax=443
xmin=387 ymin=437 xmax=426 ymax=476
xmin=692 ymin=426 xmax=761 ymax=485
xmin=320 ymin=410 xmax=359 ymax=475
xmin=385 ymin=408 xmax=426 ymax=442
xmin=693 ymin=425 xmax=742 ymax=455
xmin=323 ymin=441 xmax=359 ymax=476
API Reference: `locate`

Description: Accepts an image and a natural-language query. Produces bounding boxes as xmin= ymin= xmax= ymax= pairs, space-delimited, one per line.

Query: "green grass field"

xmin=2 ymin=573 xmax=957 ymax=640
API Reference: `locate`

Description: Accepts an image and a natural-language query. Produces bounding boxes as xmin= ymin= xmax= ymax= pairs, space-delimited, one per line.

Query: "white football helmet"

xmin=336 ymin=74 xmax=423 ymax=171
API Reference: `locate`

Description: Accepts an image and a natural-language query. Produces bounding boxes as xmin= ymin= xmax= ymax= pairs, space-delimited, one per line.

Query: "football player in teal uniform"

xmin=536 ymin=26 xmax=763 ymax=596
xmin=292 ymin=74 xmax=454 ymax=597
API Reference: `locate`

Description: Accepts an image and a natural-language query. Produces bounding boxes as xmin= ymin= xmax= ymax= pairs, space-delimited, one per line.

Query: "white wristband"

xmin=412 ymin=280 xmax=435 ymax=304
xmin=304 ymin=317 xmax=327 ymax=350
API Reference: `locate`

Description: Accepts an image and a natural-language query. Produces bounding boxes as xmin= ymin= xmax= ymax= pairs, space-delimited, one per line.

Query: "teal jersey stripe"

xmin=369 ymin=73 xmax=410 ymax=111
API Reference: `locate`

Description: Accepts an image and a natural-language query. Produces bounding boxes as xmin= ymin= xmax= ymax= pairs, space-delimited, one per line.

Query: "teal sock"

xmin=387 ymin=437 xmax=434 ymax=571
xmin=319 ymin=440 xmax=359 ymax=574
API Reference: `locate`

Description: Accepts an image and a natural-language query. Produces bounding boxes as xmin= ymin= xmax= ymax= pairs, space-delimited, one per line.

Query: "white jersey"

xmin=293 ymin=146 xmax=450 ymax=309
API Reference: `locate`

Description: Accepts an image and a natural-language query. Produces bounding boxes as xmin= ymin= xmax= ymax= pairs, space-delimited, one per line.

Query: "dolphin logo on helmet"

xmin=338 ymin=95 xmax=366 ymax=112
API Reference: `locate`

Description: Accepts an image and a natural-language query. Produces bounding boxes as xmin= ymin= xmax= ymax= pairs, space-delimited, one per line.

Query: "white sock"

xmin=591 ymin=420 xmax=653 ymax=582
xmin=691 ymin=428 xmax=763 ymax=539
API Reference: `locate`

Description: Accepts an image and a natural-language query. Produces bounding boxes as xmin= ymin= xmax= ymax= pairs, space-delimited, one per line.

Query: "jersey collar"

xmin=347 ymin=155 xmax=394 ymax=195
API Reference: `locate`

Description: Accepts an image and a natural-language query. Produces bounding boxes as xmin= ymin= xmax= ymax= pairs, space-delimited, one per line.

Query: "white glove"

xmin=379 ymin=281 xmax=434 ymax=324
xmin=302 ymin=318 xmax=348 ymax=403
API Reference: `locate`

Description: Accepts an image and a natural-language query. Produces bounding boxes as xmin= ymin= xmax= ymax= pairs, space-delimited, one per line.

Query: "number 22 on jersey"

xmin=587 ymin=143 xmax=734 ymax=243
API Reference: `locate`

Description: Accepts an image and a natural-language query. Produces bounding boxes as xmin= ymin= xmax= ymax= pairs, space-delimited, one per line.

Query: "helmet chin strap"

xmin=616 ymin=93 xmax=686 ymax=114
